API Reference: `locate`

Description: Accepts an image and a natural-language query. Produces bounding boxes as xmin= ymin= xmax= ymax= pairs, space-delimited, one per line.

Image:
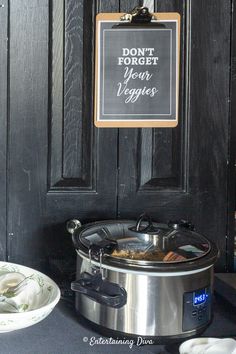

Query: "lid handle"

xmin=135 ymin=213 xmax=153 ymax=232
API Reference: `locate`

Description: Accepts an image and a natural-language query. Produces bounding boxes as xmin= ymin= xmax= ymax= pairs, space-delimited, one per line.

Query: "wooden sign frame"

xmin=94 ymin=13 xmax=181 ymax=128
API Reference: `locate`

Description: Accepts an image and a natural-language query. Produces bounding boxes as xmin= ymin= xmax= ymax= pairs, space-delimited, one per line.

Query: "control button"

xmin=198 ymin=315 xmax=203 ymax=321
xmin=192 ymin=310 xmax=197 ymax=317
xmin=198 ymin=309 xmax=203 ymax=314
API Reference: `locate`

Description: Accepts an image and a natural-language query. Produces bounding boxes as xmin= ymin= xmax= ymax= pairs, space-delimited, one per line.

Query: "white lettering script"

xmin=116 ymin=47 xmax=159 ymax=104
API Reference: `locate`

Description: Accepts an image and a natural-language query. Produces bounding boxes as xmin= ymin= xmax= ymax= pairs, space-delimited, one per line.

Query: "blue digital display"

xmin=193 ymin=289 xmax=208 ymax=306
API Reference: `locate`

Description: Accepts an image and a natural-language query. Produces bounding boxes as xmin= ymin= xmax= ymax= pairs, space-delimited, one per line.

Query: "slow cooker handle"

xmin=66 ymin=219 xmax=81 ymax=234
xmin=71 ymin=272 xmax=127 ymax=309
xmin=168 ymin=220 xmax=195 ymax=231
xmin=135 ymin=213 xmax=153 ymax=232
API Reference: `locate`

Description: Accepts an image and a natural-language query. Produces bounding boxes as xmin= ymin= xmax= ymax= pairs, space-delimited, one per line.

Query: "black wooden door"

xmin=0 ymin=0 xmax=233 ymax=279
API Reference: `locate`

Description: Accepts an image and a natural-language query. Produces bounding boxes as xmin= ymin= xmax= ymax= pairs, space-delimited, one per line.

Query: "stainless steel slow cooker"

xmin=68 ymin=215 xmax=218 ymax=340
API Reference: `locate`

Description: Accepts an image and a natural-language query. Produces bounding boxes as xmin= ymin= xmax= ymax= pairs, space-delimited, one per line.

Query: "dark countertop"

xmin=0 ymin=293 xmax=235 ymax=354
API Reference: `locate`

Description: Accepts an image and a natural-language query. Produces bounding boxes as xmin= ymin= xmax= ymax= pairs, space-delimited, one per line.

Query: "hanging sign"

xmin=94 ymin=12 xmax=180 ymax=128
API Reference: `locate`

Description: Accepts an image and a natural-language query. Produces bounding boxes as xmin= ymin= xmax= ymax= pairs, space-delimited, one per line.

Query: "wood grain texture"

xmin=139 ymin=130 xmax=153 ymax=187
xmin=188 ymin=0 xmax=231 ymax=270
xmin=155 ymin=0 xmax=183 ymax=11
xmin=139 ymin=128 xmax=181 ymax=190
xmin=227 ymin=0 xmax=236 ymax=271
xmin=120 ymin=0 xmax=140 ymax=12
xmin=50 ymin=0 xmax=64 ymax=187
xmin=8 ymin=0 xmax=49 ymax=268
xmin=0 ymin=0 xmax=8 ymax=260
xmin=63 ymin=0 xmax=84 ymax=179
xmin=98 ymin=0 xmax=119 ymax=12
xmin=152 ymin=130 xmax=172 ymax=178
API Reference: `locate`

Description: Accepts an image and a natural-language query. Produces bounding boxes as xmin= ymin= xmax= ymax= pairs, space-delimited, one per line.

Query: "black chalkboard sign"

xmin=94 ymin=13 xmax=180 ymax=128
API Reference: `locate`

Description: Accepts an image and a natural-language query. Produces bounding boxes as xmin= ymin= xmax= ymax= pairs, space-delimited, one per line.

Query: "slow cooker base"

xmin=77 ymin=312 xmax=213 ymax=345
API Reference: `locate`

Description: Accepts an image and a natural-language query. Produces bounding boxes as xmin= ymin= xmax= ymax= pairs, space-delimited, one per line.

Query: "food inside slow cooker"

xmin=111 ymin=249 xmax=165 ymax=261
xmin=111 ymin=249 xmax=187 ymax=262
xmin=163 ymin=251 xmax=186 ymax=262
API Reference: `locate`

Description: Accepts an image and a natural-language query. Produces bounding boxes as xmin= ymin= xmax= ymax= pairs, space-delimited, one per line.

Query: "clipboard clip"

xmin=120 ymin=6 xmax=156 ymax=24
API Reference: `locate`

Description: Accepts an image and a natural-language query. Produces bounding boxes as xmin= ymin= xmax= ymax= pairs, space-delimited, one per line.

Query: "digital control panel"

xmin=193 ymin=288 xmax=209 ymax=306
xmin=183 ymin=287 xmax=211 ymax=332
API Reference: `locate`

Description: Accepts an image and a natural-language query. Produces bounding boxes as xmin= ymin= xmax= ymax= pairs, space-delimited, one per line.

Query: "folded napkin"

xmin=0 ymin=272 xmax=41 ymax=313
xmin=179 ymin=338 xmax=236 ymax=354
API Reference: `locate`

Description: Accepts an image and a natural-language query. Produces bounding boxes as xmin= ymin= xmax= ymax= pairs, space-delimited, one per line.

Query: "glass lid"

xmin=78 ymin=216 xmax=211 ymax=265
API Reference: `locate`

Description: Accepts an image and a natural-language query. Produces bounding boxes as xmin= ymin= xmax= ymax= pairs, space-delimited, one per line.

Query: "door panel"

xmin=50 ymin=0 xmax=94 ymax=190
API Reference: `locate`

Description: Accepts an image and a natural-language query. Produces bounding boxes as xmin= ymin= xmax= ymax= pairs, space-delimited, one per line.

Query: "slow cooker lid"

xmin=76 ymin=217 xmax=211 ymax=265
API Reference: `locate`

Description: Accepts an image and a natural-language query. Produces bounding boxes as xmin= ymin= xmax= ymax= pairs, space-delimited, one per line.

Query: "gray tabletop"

xmin=0 ymin=294 xmax=235 ymax=354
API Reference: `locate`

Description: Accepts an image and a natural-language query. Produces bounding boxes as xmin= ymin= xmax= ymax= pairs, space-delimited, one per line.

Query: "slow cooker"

xmin=67 ymin=215 xmax=218 ymax=340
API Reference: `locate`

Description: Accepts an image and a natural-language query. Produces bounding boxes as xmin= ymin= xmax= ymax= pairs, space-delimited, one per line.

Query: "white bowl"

xmin=0 ymin=261 xmax=60 ymax=332
xmin=179 ymin=338 xmax=236 ymax=354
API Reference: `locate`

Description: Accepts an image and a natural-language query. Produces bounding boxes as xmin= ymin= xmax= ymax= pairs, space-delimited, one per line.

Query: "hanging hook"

xmin=120 ymin=6 xmax=156 ymax=23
